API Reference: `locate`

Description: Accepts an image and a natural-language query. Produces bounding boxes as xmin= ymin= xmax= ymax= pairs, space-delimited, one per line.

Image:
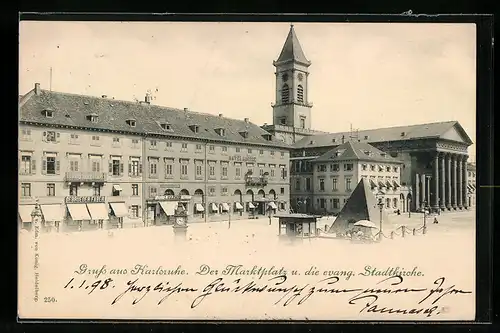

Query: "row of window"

xmin=316 ymin=163 xmax=399 ymax=173
xmin=20 ymin=129 xmax=287 ymax=157
xmin=19 ymin=154 xmax=288 ymax=180
xmin=294 ymin=176 xmax=399 ymax=192
xmin=314 ymin=197 xmax=399 ymax=210
xmin=20 ymin=182 xmax=286 ymax=199
xmin=280 ymin=84 xmax=305 ymax=104
xmin=19 ymin=183 xmax=140 ymax=198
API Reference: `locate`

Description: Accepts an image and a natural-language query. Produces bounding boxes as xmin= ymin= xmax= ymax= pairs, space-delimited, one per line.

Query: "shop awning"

xmin=86 ymin=203 xmax=109 ymax=220
xmin=369 ymin=180 xmax=377 ymax=188
xmin=248 ymin=202 xmax=256 ymax=209
xmin=378 ymin=182 xmax=386 ymax=188
xmin=210 ymin=203 xmax=218 ymax=211
xmin=18 ymin=205 xmax=35 ymax=223
xmin=113 ymin=185 xmax=123 ymax=192
xmin=109 ymin=202 xmax=128 ymax=217
xmin=393 ymin=181 xmax=400 ymax=188
xmin=221 ymin=203 xmax=230 ymax=211
xmin=268 ymin=202 xmax=278 ymax=209
xmin=471 ymin=184 xmax=476 ymax=190
xmin=386 ymin=181 xmax=392 ymax=188
xmin=159 ymin=201 xmax=177 ymax=216
xmin=67 ymin=204 xmax=91 ymax=220
xmin=41 ymin=204 xmax=64 ymax=221
xmin=195 ymin=203 xmax=205 ymax=212
xmin=235 ymin=202 xmax=244 ymax=210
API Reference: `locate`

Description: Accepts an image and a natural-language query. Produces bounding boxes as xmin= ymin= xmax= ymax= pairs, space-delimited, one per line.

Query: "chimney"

xmin=244 ymin=118 xmax=249 ymax=123
xmin=34 ymin=83 xmax=41 ymax=95
xmin=341 ymin=135 xmax=345 ymax=144
xmin=145 ymin=94 xmax=151 ymax=104
xmin=218 ymin=113 xmax=223 ymax=117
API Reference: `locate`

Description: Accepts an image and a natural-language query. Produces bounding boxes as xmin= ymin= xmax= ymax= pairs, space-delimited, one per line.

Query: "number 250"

xmin=44 ymin=297 xmax=56 ymax=303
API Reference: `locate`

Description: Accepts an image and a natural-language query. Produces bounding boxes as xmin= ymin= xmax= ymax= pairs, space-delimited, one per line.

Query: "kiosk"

xmin=276 ymin=213 xmax=321 ymax=242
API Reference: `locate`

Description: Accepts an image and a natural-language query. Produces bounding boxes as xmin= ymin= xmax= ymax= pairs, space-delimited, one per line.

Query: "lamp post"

xmin=422 ymin=200 xmax=428 ymax=229
xmin=228 ymin=206 xmax=231 ymax=229
xmin=408 ymin=197 xmax=411 ymax=218
xmin=376 ymin=190 xmax=385 ymax=241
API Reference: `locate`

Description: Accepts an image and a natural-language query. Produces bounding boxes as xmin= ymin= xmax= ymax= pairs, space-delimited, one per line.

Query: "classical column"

xmin=462 ymin=156 xmax=469 ymax=209
xmin=432 ymin=153 xmax=439 ymax=211
xmin=439 ymin=153 xmax=446 ymax=210
xmin=451 ymin=154 xmax=458 ymax=209
xmin=426 ymin=175 xmax=431 ymax=208
xmin=446 ymin=153 xmax=452 ymax=210
xmin=415 ymin=173 xmax=420 ymax=211
xmin=420 ymin=174 xmax=426 ymax=207
xmin=457 ymin=155 xmax=463 ymax=209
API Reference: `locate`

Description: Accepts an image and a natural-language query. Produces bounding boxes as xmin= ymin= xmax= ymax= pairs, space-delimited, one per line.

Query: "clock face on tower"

xmin=282 ymin=73 xmax=289 ymax=82
xmin=298 ymin=73 xmax=304 ymax=81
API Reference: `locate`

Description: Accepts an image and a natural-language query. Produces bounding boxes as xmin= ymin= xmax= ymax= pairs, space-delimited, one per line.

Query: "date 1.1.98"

xmin=63 ymin=277 xmax=115 ymax=294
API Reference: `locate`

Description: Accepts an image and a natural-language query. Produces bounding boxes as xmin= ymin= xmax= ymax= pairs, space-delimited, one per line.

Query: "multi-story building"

xmin=291 ymin=141 xmax=404 ymax=215
xmin=466 ymin=162 xmax=476 ymax=208
xmin=18 ymin=83 xmax=290 ymax=231
xmin=263 ymin=25 xmax=475 ymax=213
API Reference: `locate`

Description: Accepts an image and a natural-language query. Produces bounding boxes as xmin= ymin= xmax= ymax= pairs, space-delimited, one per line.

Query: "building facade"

xmin=18 ymin=83 xmax=290 ymax=232
xmin=262 ymin=25 xmax=474 ymax=213
xmin=291 ymin=141 xmax=405 ymax=215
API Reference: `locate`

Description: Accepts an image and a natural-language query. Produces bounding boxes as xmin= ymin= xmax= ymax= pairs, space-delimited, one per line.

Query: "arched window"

xmin=393 ymin=198 xmax=398 ymax=208
xmin=297 ymin=85 xmax=304 ymax=103
xmin=386 ymin=198 xmax=390 ymax=208
xmin=281 ymin=84 xmax=289 ymax=104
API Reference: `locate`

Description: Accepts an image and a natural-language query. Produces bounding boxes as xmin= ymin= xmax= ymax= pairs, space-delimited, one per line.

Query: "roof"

xmin=19 ymin=87 xmax=289 ymax=148
xmin=293 ymin=121 xmax=474 ymax=149
xmin=328 ymin=178 xmax=391 ymax=234
xmin=275 ymin=213 xmax=322 ymax=219
xmin=275 ymin=25 xmax=311 ymax=66
xmin=313 ymin=141 xmax=402 ymax=164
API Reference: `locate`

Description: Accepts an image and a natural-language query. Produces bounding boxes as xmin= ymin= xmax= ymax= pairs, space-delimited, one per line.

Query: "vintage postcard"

xmin=18 ymin=20 xmax=477 ymax=321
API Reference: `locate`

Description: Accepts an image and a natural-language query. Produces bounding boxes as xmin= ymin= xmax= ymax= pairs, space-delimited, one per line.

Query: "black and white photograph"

xmin=18 ymin=19 xmax=477 ymax=321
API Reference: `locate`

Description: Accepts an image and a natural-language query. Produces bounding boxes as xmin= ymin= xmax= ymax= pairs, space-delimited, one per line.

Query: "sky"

xmin=19 ymin=21 xmax=477 ymax=159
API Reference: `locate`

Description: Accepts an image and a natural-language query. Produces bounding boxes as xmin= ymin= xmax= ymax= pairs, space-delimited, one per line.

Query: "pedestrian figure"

xmin=433 ymin=217 xmax=439 ymax=224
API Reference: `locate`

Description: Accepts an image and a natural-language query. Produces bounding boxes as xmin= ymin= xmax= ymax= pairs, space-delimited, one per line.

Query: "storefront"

xmin=267 ymin=201 xmax=278 ymax=214
xmin=18 ymin=205 xmax=35 ymax=230
xmin=219 ymin=202 xmax=230 ymax=214
xmin=109 ymin=201 xmax=129 ymax=228
xmin=40 ymin=204 xmax=65 ymax=232
xmin=209 ymin=203 xmax=219 ymax=215
xmin=233 ymin=202 xmax=244 ymax=216
xmin=87 ymin=202 xmax=109 ymax=229
xmin=66 ymin=203 xmax=92 ymax=231
xmin=147 ymin=195 xmax=191 ymax=225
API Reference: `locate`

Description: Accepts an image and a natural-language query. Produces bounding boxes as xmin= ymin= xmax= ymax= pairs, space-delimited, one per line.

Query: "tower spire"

xmin=274 ymin=24 xmax=311 ymax=66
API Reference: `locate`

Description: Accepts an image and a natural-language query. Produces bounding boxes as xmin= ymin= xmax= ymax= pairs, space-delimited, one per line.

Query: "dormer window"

xmin=364 ymin=135 xmax=369 ymax=140
xmin=126 ymin=118 xmax=136 ymax=127
xmin=380 ymin=153 xmax=387 ymax=157
xmin=43 ymin=109 xmax=54 ymax=118
xmin=262 ymin=134 xmax=272 ymax=141
xmin=160 ymin=122 xmax=172 ymax=131
xmin=189 ymin=125 xmax=200 ymax=133
xmin=332 ymin=138 xmax=336 ymax=143
xmin=364 ymin=150 xmax=371 ymax=156
xmin=239 ymin=130 xmax=249 ymax=138
xmin=86 ymin=113 xmax=98 ymax=123
xmin=401 ymin=132 xmax=406 ymax=136
xmin=215 ymin=128 xmax=225 ymax=136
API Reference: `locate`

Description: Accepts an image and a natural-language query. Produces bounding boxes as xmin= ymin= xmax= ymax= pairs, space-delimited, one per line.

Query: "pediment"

xmin=440 ymin=123 xmax=474 ymax=145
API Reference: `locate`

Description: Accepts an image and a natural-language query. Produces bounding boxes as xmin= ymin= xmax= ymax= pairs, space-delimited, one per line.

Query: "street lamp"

xmin=376 ymin=190 xmax=385 ymax=241
xmin=422 ymin=200 xmax=429 ymax=229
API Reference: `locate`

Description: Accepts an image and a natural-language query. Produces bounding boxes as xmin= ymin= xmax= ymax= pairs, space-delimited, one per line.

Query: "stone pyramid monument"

xmin=328 ymin=178 xmax=391 ymax=235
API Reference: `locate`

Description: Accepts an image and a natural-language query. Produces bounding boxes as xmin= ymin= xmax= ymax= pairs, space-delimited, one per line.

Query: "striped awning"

xmin=235 ymin=202 xmax=244 ymax=210
xmin=393 ymin=181 xmax=400 ymax=188
xmin=467 ymin=184 xmax=474 ymax=193
xmin=221 ymin=203 xmax=230 ymax=211
xmin=378 ymin=181 xmax=386 ymax=188
xmin=369 ymin=180 xmax=377 ymax=188
xmin=195 ymin=203 xmax=205 ymax=212
xmin=386 ymin=181 xmax=392 ymax=188
xmin=210 ymin=203 xmax=218 ymax=211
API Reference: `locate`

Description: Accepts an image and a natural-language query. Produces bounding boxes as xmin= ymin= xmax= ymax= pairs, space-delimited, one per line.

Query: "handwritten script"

xmin=63 ymin=274 xmax=471 ymax=317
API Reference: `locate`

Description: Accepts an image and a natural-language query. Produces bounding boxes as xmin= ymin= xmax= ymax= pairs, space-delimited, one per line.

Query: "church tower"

xmin=272 ymin=24 xmax=312 ymax=130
